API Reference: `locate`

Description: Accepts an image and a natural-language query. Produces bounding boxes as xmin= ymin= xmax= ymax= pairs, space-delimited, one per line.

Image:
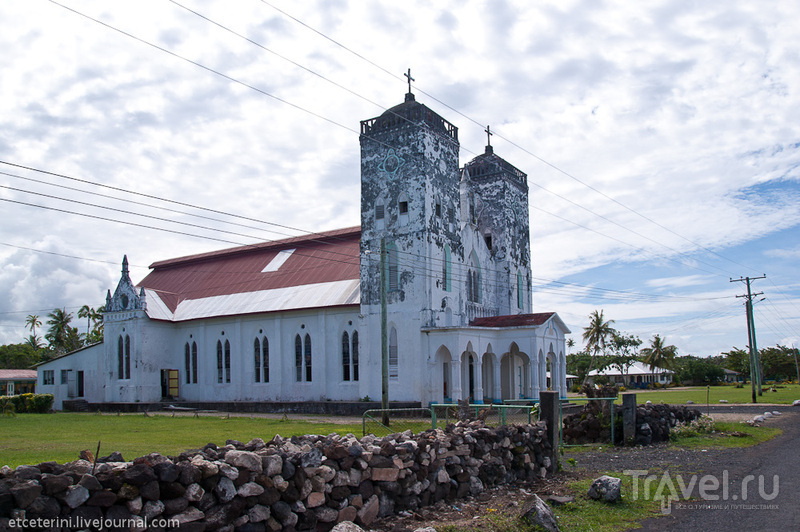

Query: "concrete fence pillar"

xmin=539 ymin=390 xmax=560 ymax=472
xmin=622 ymin=393 xmax=637 ymax=446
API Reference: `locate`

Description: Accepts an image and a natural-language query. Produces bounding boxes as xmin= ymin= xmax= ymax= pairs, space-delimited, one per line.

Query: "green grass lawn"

xmin=0 ymin=412 xmax=363 ymax=468
xmin=590 ymin=384 xmax=800 ymax=405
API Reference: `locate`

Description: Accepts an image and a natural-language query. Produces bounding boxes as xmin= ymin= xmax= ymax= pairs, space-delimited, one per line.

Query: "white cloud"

xmin=0 ymin=0 xmax=798 ymax=354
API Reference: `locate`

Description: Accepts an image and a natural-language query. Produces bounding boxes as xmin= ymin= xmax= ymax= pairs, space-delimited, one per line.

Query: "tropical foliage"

xmin=581 ymin=310 xmax=616 ymax=384
xmin=640 ymin=334 xmax=677 ymax=370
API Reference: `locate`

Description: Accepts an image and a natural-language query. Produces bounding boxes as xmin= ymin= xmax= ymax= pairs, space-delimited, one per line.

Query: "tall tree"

xmin=641 ymin=334 xmax=677 ymax=370
xmin=608 ymin=332 xmax=642 ymax=384
xmin=25 ymin=314 xmax=42 ymax=337
xmin=78 ymin=305 xmax=92 ymax=337
xmin=582 ymin=310 xmax=616 ymax=384
xmin=566 ymin=338 xmax=575 ymax=355
xmin=45 ymin=308 xmax=82 ymax=354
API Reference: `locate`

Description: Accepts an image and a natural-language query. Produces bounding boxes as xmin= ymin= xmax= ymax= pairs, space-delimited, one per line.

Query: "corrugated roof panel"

xmin=169 ymin=279 xmax=360 ymax=321
xmin=138 ymin=227 xmax=361 ymax=314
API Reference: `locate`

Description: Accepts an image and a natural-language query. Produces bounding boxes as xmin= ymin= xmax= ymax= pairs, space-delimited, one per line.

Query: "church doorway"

xmin=161 ymin=369 xmax=179 ymax=399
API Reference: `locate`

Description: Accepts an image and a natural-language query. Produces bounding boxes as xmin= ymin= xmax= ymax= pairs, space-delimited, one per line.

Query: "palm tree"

xmin=582 ymin=310 xmax=616 ymax=385
xmin=641 ymin=334 xmax=677 ymax=370
xmin=78 ymin=305 xmax=93 ymax=337
xmin=25 ymin=314 xmax=42 ymax=337
xmin=45 ymin=308 xmax=75 ymax=354
xmin=566 ymin=338 xmax=575 ymax=355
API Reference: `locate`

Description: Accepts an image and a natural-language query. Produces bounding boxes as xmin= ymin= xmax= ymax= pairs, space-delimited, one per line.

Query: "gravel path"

xmin=564 ymin=409 xmax=799 ymax=532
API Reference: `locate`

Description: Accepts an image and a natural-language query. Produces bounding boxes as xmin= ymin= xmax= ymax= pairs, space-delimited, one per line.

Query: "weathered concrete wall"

xmin=0 ymin=421 xmax=552 ymax=531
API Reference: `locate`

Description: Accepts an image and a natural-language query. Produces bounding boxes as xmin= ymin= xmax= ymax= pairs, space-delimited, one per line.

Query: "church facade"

xmin=38 ymin=91 xmax=570 ymax=410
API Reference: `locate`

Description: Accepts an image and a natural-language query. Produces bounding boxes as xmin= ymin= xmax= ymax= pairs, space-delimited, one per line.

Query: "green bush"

xmin=0 ymin=393 xmax=54 ymax=413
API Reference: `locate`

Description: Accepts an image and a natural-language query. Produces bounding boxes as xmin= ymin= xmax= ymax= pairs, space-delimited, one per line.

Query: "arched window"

xmin=342 ymin=331 xmax=350 ymax=381
xmin=118 ymin=336 xmax=124 ymax=379
xmin=304 ymin=334 xmax=312 ymax=382
xmin=468 ymin=253 xmax=481 ymax=303
xmin=387 ymin=242 xmax=398 ymax=291
xmin=217 ymin=340 xmax=223 ymax=383
xmin=255 ymin=336 xmax=269 ymax=383
xmin=443 ymin=244 xmax=452 ymax=292
xmin=224 ymin=340 xmax=231 ymax=383
xmin=295 ymin=334 xmax=303 ymax=382
xmin=389 ymin=327 xmax=398 ymax=379
xmin=375 ymin=197 xmax=385 ymax=230
xmin=352 ymin=331 xmax=359 ymax=381
xmin=124 ymin=335 xmax=131 ymax=379
xmin=191 ymin=342 xmax=198 ymax=383
xmin=261 ymin=336 xmax=269 ymax=383
xmin=185 ymin=343 xmax=191 ymax=384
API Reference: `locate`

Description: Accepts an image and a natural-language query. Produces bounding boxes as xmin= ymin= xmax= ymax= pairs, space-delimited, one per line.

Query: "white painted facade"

xmin=37 ymin=92 xmax=570 ymax=408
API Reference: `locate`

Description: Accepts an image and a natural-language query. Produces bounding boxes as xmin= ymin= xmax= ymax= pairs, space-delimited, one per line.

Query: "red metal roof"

xmin=470 ymin=313 xmax=555 ymax=328
xmin=139 ymin=227 xmax=361 ymax=313
xmin=0 ymin=369 xmax=37 ymax=380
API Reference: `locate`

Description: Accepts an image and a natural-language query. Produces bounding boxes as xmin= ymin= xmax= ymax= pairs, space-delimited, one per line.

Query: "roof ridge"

xmin=148 ymin=226 xmax=361 ymax=270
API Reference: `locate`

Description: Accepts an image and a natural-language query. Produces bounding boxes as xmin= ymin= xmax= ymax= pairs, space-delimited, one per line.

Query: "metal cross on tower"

xmin=485 ymin=125 xmax=493 ymax=147
xmin=404 ymin=68 xmax=415 ymax=94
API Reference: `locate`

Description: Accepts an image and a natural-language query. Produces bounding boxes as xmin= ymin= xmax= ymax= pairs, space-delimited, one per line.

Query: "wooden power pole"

xmin=730 ymin=275 xmax=765 ymax=403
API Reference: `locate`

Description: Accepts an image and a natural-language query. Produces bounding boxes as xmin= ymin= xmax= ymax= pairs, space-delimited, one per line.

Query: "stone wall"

xmin=0 ymin=421 xmax=552 ymax=531
xmin=563 ymin=401 xmax=702 ymax=446
xmin=634 ymin=403 xmax=702 ymax=445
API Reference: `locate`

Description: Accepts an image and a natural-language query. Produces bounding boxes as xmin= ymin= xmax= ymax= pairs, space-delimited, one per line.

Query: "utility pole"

xmin=730 ymin=275 xmax=765 ymax=403
xmin=793 ymin=344 xmax=799 ymax=385
xmin=380 ymin=238 xmax=389 ymax=426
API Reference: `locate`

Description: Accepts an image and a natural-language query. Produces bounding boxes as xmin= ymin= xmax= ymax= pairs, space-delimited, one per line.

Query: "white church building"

xmin=38 ymin=90 xmax=570 ymax=411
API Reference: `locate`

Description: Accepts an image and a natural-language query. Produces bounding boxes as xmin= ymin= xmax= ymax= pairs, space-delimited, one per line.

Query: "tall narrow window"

xmin=217 ymin=340 xmax=223 ymax=383
xmin=224 ymin=340 xmax=231 ymax=383
xmin=191 ymin=342 xmax=198 ymax=383
xmin=342 ymin=331 xmax=351 ymax=381
xmin=295 ymin=334 xmax=303 ymax=382
xmin=387 ymin=243 xmax=398 ymax=291
xmin=261 ymin=336 xmax=269 ymax=383
xmin=254 ymin=338 xmax=261 ymax=383
xmin=118 ymin=336 xmax=124 ymax=379
xmin=389 ymin=327 xmax=398 ymax=379
xmin=185 ymin=343 xmax=191 ymax=384
xmin=443 ymin=244 xmax=452 ymax=291
xmin=304 ymin=334 xmax=312 ymax=382
xmin=375 ymin=203 xmax=385 ymax=220
xmin=352 ymin=331 xmax=359 ymax=381
xmin=517 ymin=272 xmax=523 ymax=309
xmin=124 ymin=335 xmax=131 ymax=379
xmin=467 ymin=269 xmax=473 ymax=303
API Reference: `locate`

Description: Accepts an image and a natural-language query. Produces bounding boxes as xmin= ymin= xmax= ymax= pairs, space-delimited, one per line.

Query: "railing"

xmin=430 ymin=403 xmax=539 ymax=428
xmin=362 ymin=408 xmax=434 ymax=437
xmin=466 ymin=302 xmax=498 ymax=322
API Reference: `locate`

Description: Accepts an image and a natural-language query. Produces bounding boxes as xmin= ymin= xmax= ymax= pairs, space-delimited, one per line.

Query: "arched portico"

xmin=434 ymin=345 xmax=453 ymax=403
xmin=500 ymin=342 xmax=531 ymax=400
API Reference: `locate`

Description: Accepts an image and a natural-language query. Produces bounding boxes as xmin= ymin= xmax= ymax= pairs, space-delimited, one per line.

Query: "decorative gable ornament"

xmin=106 ymin=255 xmax=146 ymax=313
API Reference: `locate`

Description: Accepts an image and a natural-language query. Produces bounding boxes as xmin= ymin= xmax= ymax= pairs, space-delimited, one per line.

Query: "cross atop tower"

xmin=404 ymin=68 xmax=415 ymax=101
xmin=485 ymin=125 xmax=493 ymax=154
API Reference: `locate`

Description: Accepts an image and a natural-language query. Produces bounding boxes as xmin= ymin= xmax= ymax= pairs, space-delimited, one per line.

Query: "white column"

xmin=493 ymin=358 xmax=502 ymax=403
xmin=474 ymin=354 xmax=484 ymax=404
xmin=452 ymin=358 xmax=462 ymax=401
xmin=559 ymin=354 xmax=567 ymax=398
xmin=539 ymin=355 xmax=547 ymax=392
xmin=531 ymin=352 xmax=540 ymax=400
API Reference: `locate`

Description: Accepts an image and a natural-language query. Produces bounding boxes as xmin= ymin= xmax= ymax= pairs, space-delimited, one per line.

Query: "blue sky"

xmin=0 ymin=0 xmax=798 ymax=356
